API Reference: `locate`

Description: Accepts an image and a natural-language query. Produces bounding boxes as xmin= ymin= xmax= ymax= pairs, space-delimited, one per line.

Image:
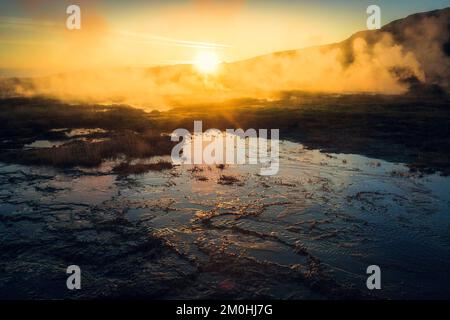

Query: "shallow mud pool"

xmin=1 ymin=140 xmax=450 ymax=299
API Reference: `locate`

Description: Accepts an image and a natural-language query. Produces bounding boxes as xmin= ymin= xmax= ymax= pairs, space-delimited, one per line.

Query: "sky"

xmin=0 ymin=0 xmax=449 ymax=74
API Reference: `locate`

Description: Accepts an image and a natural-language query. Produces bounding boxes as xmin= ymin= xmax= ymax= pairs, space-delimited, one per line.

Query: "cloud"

xmin=0 ymin=15 xmax=57 ymax=28
xmin=116 ymin=30 xmax=231 ymax=50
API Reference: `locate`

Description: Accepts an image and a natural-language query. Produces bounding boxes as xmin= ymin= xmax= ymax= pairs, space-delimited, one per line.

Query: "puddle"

xmin=64 ymin=128 xmax=108 ymax=138
xmin=23 ymin=140 xmax=68 ymax=149
xmin=22 ymin=128 xmax=110 ymax=150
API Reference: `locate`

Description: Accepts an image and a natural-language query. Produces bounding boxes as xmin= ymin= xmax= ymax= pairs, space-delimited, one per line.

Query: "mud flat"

xmin=1 ymin=94 xmax=450 ymax=299
xmin=1 ymin=138 xmax=450 ymax=299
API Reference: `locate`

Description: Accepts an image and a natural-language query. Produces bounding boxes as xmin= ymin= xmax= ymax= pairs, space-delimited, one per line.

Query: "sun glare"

xmin=194 ymin=51 xmax=220 ymax=74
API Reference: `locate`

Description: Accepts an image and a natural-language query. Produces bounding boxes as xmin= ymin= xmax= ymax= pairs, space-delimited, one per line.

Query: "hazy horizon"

xmin=1 ymin=2 xmax=449 ymax=108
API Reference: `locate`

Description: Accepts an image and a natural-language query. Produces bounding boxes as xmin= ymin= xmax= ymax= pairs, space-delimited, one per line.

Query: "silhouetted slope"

xmin=237 ymin=7 xmax=450 ymax=94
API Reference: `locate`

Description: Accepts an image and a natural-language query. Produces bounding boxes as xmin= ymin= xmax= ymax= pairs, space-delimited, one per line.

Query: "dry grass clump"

xmin=5 ymin=131 xmax=175 ymax=168
xmin=113 ymin=160 xmax=173 ymax=176
xmin=218 ymin=174 xmax=241 ymax=185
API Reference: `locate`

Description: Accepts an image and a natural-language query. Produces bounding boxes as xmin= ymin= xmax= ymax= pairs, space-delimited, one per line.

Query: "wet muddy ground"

xmin=1 ymin=140 xmax=450 ymax=299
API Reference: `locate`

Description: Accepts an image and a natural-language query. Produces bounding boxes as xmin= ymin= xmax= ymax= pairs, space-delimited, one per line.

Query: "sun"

xmin=194 ymin=51 xmax=220 ymax=74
